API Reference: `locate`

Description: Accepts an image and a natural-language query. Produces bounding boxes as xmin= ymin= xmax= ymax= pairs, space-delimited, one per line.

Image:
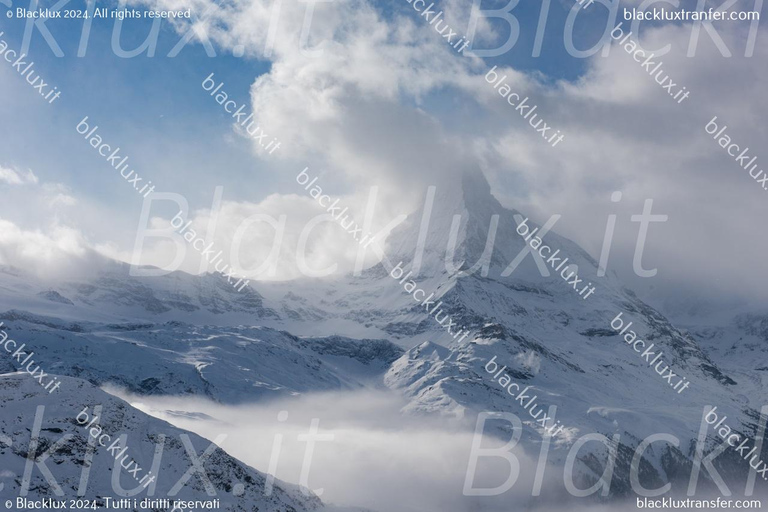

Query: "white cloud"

xmin=0 ymin=218 xmax=90 ymax=274
xmin=116 ymin=0 xmax=490 ymax=280
xmin=0 ymin=166 xmax=91 ymax=277
xmin=477 ymin=21 xmax=768 ymax=302
xmin=111 ymin=388 xmax=542 ymax=512
xmin=0 ymin=165 xmax=38 ymax=186
xmin=43 ymin=183 xmax=77 ymax=207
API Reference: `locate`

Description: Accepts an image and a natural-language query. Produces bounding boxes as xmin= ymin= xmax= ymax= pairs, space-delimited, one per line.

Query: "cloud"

xmin=469 ymin=21 xmax=768 ymax=304
xmin=109 ymin=0 xmax=497 ymax=281
xmin=0 ymin=165 xmax=38 ymax=186
xmin=0 ymin=218 xmax=92 ymax=276
xmin=134 ymin=0 xmax=483 ymax=187
xmin=42 ymin=183 xmax=77 ymax=208
xmin=112 ymin=0 xmax=768 ymax=306
xmin=110 ymin=387 xmax=543 ymax=512
xmin=0 ymin=169 xmax=92 ymax=278
xmin=115 ymin=0 xmax=530 ymax=280
xmin=118 ymin=184 xmax=407 ymax=280
xmin=3 ymin=0 xmax=764 ymax=309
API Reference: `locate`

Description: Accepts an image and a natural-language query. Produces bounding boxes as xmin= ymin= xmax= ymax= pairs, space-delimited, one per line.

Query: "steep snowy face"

xmin=0 ymin=374 xmax=322 ymax=511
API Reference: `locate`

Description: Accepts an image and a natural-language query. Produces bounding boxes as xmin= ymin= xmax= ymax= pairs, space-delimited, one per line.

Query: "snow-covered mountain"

xmin=1 ymin=169 xmax=765 ymax=503
xmin=267 ymin=170 xmax=768 ymax=497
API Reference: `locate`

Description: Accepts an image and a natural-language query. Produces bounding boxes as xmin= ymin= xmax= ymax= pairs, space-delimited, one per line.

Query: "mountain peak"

xmin=386 ymin=169 xmax=533 ymax=278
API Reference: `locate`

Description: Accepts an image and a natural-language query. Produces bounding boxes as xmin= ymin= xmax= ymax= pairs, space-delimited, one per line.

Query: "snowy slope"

xmin=683 ymin=312 xmax=768 ymax=401
xmin=0 ymin=373 xmax=322 ymax=510
xmin=0 ymin=310 xmax=402 ymax=403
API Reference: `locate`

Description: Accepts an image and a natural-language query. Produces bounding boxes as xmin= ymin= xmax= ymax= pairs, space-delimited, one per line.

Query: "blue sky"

xmin=1 ymin=7 xmax=266 ymax=207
